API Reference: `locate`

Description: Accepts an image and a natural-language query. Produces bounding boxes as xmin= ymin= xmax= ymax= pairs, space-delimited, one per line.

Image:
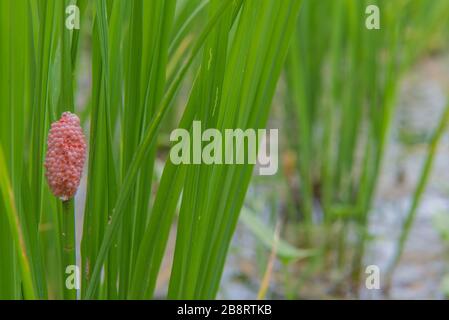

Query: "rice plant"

xmin=0 ymin=0 xmax=302 ymax=299
xmin=282 ymin=0 xmax=449 ymax=296
xmin=2 ymin=0 xmax=449 ymax=301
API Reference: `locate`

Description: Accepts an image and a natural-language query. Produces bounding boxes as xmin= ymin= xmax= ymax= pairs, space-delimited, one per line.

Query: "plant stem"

xmin=0 ymin=146 xmax=37 ymax=299
xmin=62 ymin=199 xmax=76 ymax=300
xmin=385 ymin=101 xmax=449 ymax=291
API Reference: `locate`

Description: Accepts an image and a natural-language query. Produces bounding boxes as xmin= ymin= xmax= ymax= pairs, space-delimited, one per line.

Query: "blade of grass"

xmin=240 ymin=207 xmax=314 ymax=263
xmin=385 ymin=100 xmax=449 ymax=288
xmin=0 ymin=146 xmax=37 ymax=299
xmin=85 ymin=0 xmax=236 ymax=299
xmin=0 ymin=0 xmax=19 ymax=299
xmin=166 ymin=0 xmax=303 ymax=299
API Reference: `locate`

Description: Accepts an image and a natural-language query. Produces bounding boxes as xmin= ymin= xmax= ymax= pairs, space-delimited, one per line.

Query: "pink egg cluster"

xmin=44 ymin=112 xmax=86 ymax=201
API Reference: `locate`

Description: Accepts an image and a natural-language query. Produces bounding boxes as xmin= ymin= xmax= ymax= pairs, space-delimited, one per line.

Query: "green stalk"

xmin=85 ymin=0 xmax=235 ymax=299
xmin=285 ymin=33 xmax=313 ymax=240
xmin=385 ymin=101 xmax=449 ymax=289
xmin=62 ymin=199 xmax=76 ymax=300
xmin=351 ymin=8 xmax=403 ymax=291
xmin=0 ymin=146 xmax=36 ymax=299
